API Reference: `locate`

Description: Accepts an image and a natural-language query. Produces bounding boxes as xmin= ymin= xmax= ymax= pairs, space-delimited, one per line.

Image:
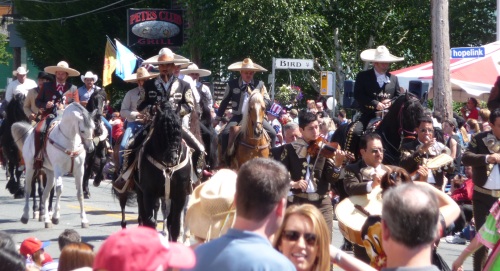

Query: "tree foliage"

xmin=0 ymin=34 xmax=11 ymax=65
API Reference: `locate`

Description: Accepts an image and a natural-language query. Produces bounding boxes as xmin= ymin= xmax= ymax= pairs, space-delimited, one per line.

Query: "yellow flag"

xmin=103 ymin=40 xmax=117 ymax=87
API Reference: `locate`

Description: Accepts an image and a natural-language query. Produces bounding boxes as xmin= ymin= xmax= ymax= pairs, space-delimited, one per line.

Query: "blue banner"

xmin=115 ymin=40 xmax=137 ymax=80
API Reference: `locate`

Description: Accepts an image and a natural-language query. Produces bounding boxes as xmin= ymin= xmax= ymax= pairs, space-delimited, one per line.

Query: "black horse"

xmin=333 ymin=93 xmax=424 ymax=165
xmin=1 ymin=94 xmax=28 ymax=198
xmin=83 ymin=91 xmax=108 ymax=198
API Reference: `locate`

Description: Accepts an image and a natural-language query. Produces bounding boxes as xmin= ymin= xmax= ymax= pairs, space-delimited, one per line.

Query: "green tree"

xmin=0 ymin=34 xmax=11 ymax=65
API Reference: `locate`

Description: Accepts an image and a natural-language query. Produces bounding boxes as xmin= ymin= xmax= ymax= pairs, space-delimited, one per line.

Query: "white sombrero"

xmin=186 ymin=169 xmax=237 ymax=241
xmin=44 ymin=61 xmax=80 ymax=77
xmin=12 ymin=66 xmax=28 ymax=76
xmin=360 ymin=46 xmax=404 ymax=63
xmin=179 ymin=64 xmax=211 ymax=77
xmin=123 ymin=67 xmax=159 ymax=83
xmin=81 ymin=71 xmax=98 ymax=83
xmin=142 ymin=48 xmax=190 ymax=65
xmin=228 ymin=58 xmax=267 ymax=72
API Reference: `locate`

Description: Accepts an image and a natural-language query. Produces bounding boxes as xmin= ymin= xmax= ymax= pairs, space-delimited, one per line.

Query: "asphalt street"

xmin=0 ymin=167 xmax=473 ymax=270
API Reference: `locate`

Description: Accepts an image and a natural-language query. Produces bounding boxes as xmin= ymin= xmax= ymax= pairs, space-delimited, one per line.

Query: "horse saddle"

xmin=34 ymin=119 xmax=58 ymax=169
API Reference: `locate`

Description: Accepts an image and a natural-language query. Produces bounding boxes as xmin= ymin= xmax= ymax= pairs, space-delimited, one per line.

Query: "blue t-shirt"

xmin=78 ymin=86 xmax=100 ymax=103
xmin=188 ymin=229 xmax=296 ymax=271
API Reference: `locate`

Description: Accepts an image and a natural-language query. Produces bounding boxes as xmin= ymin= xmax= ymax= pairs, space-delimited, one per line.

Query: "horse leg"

xmin=82 ymin=155 xmax=92 ymax=199
xmin=42 ymin=170 xmax=55 ymax=228
xmin=31 ymin=177 xmax=39 ymax=219
xmin=74 ymin=166 xmax=89 ymax=228
xmin=119 ymin=192 xmax=128 ymax=229
xmin=14 ymin=167 xmax=24 ymax=199
xmin=49 ymin=170 xmax=63 ymax=227
xmin=20 ymin=167 xmax=35 ymax=224
xmin=167 ymin=193 xmax=185 ymax=242
xmin=136 ymin=188 xmax=146 ymax=226
xmin=140 ymin=191 xmax=157 ymax=229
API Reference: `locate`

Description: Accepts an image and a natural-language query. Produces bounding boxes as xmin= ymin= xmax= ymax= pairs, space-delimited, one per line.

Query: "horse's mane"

xmin=5 ymin=94 xmax=28 ymax=124
xmin=240 ymin=91 xmax=265 ymax=138
xmin=70 ymin=102 xmax=93 ymax=129
xmin=86 ymin=90 xmax=106 ymax=115
xmin=150 ymin=102 xmax=182 ymax=161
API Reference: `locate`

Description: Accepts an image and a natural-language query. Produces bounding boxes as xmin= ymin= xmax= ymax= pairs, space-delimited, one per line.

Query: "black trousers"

xmin=288 ymin=196 xmax=333 ymax=241
xmin=472 ymin=190 xmax=498 ymax=271
xmin=450 ymin=203 xmax=473 ymax=234
xmin=220 ymin=115 xmax=277 ymax=155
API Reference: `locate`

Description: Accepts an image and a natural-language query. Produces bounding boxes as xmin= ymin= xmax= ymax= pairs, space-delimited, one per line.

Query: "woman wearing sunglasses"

xmin=273 ymin=204 xmax=375 ymax=271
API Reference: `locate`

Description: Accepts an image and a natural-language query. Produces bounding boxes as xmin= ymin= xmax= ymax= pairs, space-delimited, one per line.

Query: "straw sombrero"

xmin=123 ymin=67 xmax=158 ymax=83
xmin=186 ymin=169 xmax=237 ymax=241
xmin=179 ymin=64 xmax=211 ymax=77
xmin=360 ymin=46 xmax=404 ymax=63
xmin=228 ymin=58 xmax=267 ymax=72
xmin=44 ymin=61 xmax=80 ymax=77
xmin=142 ymin=48 xmax=190 ymax=65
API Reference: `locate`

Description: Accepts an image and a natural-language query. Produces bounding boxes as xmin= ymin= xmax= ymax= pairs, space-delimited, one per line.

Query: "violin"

xmin=307 ymin=137 xmax=338 ymax=158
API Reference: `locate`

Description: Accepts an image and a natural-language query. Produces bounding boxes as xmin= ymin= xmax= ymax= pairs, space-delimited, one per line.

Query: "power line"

xmin=10 ymin=0 xmax=126 ymax=22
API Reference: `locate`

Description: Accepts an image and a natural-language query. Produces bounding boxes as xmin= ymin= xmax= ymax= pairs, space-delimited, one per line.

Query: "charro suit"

xmin=138 ymin=76 xmax=194 ymax=117
xmin=462 ymin=131 xmax=500 ymax=271
xmin=343 ymin=159 xmax=392 ymax=196
xmin=353 ymin=68 xmax=401 ymax=128
xmin=272 ymin=138 xmax=335 ymax=238
xmin=399 ymin=140 xmax=453 ymax=189
xmin=36 ymin=81 xmax=76 ymax=116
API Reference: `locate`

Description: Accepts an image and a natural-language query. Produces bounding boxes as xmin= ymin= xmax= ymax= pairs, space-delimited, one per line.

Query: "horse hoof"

xmin=84 ymin=192 xmax=90 ymax=199
xmin=45 ymin=222 xmax=52 ymax=228
xmin=20 ymin=217 xmax=28 ymax=224
xmin=52 ymin=218 xmax=59 ymax=225
xmin=14 ymin=192 xmax=24 ymax=199
xmin=121 ymin=221 xmax=127 ymax=229
xmin=81 ymin=222 xmax=89 ymax=228
xmin=93 ymin=180 xmax=101 ymax=187
xmin=33 ymin=211 xmax=39 ymax=220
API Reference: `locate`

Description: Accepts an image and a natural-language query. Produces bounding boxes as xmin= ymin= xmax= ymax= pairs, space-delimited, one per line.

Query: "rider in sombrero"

xmin=34 ymin=61 xmax=80 ymax=169
xmin=352 ymin=46 xmax=404 ymax=137
xmin=215 ymin=58 xmax=276 ymax=159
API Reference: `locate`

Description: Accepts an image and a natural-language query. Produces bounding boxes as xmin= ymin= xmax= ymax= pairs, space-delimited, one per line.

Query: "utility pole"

xmin=431 ymin=0 xmax=452 ymax=119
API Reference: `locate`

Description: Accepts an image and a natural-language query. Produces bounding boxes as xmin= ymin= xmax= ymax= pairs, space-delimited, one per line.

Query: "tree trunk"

xmin=431 ymin=0 xmax=452 ymax=120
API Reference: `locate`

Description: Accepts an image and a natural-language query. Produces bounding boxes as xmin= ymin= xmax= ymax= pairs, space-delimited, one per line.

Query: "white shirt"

xmin=196 ymin=81 xmax=213 ymax=109
xmin=484 ymin=164 xmax=500 ymax=189
xmin=374 ymin=70 xmax=390 ymax=88
xmin=5 ymin=78 xmax=37 ymax=102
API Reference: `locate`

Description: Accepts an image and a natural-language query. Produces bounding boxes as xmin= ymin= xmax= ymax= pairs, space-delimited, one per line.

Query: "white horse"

xmin=12 ymin=103 xmax=95 ymax=228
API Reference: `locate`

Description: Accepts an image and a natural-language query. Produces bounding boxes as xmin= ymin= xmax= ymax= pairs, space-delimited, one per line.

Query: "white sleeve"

xmin=5 ymin=81 xmax=14 ymax=102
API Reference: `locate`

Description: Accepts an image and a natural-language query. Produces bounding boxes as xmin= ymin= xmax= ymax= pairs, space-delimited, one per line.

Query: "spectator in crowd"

xmin=479 ymin=108 xmax=491 ymax=132
xmin=109 ymin=112 xmax=124 ymax=147
xmin=443 ymin=118 xmax=462 ymax=176
xmin=306 ymin=100 xmax=318 ymax=114
xmin=289 ymin=109 xmax=299 ymax=123
xmin=461 ymin=97 xmax=479 ymax=120
xmin=20 ymin=237 xmax=51 ymax=270
xmin=320 ymin=117 xmax=336 ymax=142
xmin=267 ymin=103 xmax=284 ymax=146
xmin=432 ymin=110 xmax=443 ymax=129
xmin=274 ymin=204 xmax=376 ymax=271
xmin=466 ymin=119 xmax=481 ymax=140
xmin=381 ymin=183 xmax=458 ymax=270
xmin=189 ymin=158 xmax=295 ymax=271
xmin=452 ymin=198 xmax=500 ymax=271
xmin=77 ymin=71 xmax=100 ymax=107
xmin=93 ymin=227 xmax=195 ymax=271
xmin=282 ymin=122 xmax=301 ymax=144
xmin=445 ymin=166 xmax=474 ymax=245
xmin=58 ymin=243 xmax=94 ymax=271
xmin=5 ymin=66 xmax=37 ymax=102
xmin=186 ymin=169 xmax=237 ymax=246
xmin=58 ymin=229 xmax=81 ymax=251
xmin=0 ymin=231 xmax=17 ymax=251
xmin=0 ymin=248 xmax=25 ymax=271
xmin=338 ymin=109 xmax=348 ymax=125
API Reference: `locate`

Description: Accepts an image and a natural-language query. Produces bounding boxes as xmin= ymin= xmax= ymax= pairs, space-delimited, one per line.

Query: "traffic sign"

xmin=275 ymin=58 xmax=314 ymax=70
xmin=451 ymin=47 xmax=485 ymax=59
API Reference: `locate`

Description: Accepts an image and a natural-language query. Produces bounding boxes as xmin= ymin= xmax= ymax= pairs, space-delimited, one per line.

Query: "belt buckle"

xmin=173 ymin=93 xmax=182 ymax=101
xmin=308 ymin=193 xmax=319 ymax=201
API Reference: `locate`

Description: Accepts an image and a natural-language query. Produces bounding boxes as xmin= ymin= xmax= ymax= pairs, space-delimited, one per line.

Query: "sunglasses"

xmin=368 ymin=148 xmax=384 ymax=154
xmin=282 ymin=230 xmax=317 ymax=246
xmin=419 ymin=128 xmax=434 ymax=133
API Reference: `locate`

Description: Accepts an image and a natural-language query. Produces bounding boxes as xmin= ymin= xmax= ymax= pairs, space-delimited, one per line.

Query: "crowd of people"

xmin=2 ymin=43 xmax=500 ymax=271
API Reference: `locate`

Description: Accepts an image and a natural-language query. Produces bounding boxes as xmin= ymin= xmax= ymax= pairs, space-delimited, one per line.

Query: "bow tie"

xmin=241 ymin=83 xmax=254 ymax=92
xmin=484 ymin=133 xmax=500 ymax=154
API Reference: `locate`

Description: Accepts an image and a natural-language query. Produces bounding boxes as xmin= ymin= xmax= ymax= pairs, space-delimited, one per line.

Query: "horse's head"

xmin=65 ymin=103 xmax=96 ymax=153
xmin=241 ymin=91 xmax=266 ymax=139
xmin=6 ymin=94 xmax=28 ymax=123
xmin=153 ymin=102 xmax=182 ymax=164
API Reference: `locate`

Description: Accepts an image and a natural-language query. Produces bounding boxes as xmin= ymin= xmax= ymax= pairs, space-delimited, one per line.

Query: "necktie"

xmin=57 ymin=84 xmax=64 ymax=95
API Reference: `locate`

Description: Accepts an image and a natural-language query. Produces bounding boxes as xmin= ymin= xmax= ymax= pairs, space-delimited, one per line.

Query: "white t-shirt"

xmin=5 ymin=78 xmax=37 ymax=102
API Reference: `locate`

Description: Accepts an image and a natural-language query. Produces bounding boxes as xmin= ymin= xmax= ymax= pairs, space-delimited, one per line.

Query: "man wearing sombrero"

xmin=180 ymin=63 xmax=214 ymax=112
xmin=136 ymin=48 xmax=205 ymax=180
xmin=33 ymin=61 xmax=80 ymax=169
xmin=353 ymin=45 xmax=403 ymax=133
xmin=5 ymin=66 xmax=37 ymax=102
xmin=216 ymin=58 xmax=277 ymax=157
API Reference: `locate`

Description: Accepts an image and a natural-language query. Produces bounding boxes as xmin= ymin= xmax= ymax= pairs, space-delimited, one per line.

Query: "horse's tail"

xmin=11 ymin=121 xmax=32 ymax=151
xmin=111 ymin=183 xmax=137 ymax=207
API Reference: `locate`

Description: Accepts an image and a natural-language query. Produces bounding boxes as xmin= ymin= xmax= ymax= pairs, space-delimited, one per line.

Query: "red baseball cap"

xmin=20 ymin=237 xmax=50 ymax=256
xmin=93 ymin=226 xmax=196 ymax=271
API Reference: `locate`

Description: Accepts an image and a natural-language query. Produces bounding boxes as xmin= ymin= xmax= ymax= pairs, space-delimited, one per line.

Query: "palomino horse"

xmin=12 ymin=103 xmax=95 ymax=228
xmin=230 ymin=91 xmax=270 ymax=169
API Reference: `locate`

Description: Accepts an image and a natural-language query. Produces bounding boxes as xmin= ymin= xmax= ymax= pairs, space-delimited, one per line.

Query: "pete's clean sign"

xmin=451 ymin=47 xmax=485 ymax=59
xmin=275 ymin=58 xmax=314 ymax=70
